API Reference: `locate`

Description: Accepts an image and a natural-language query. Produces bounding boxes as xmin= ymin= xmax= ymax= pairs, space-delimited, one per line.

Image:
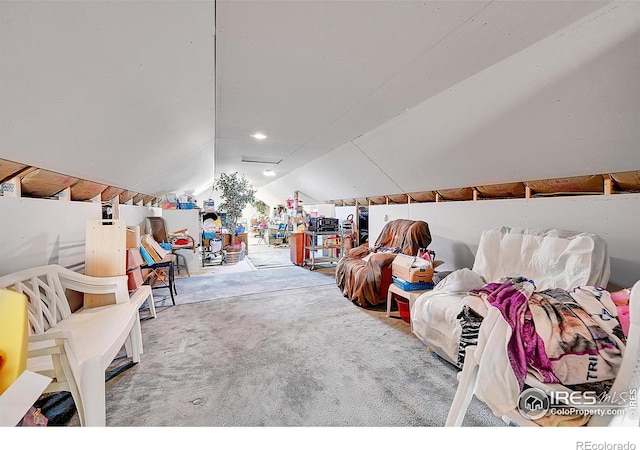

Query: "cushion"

xmin=472 ymin=227 xmax=610 ymax=290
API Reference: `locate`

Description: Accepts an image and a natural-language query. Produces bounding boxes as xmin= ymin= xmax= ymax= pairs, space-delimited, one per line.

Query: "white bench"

xmin=130 ymin=285 xmax=156 ymax=319
xmin=0 ymin=264 xmax=144 ymax=426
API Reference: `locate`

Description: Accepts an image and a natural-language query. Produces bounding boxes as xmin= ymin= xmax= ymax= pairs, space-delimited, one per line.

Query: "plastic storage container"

xmin=394 ymin=296 xmax=411 ymax=324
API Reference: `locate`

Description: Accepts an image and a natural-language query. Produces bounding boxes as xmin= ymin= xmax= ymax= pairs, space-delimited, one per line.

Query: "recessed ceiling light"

xmin=263 ymin=170 xmax=276 ymax=177
xmin=250 ymin=132 xmax=267 ymax=140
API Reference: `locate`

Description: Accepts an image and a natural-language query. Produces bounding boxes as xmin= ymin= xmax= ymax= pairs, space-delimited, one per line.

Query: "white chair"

xmin=446 ymin=279 xmax=640 ymax=427
xmin=0 ymin=265 xmax=143 ymax=426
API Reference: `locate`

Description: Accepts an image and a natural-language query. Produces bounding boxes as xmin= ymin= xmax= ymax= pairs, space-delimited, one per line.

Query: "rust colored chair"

xmin=335 ymin=219 xmax=432 ymax=308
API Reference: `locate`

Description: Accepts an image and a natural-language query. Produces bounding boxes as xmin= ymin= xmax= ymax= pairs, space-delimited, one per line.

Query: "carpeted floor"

xmin=41 ymin=250 xmax=505 ymax=428
xmin=99 ymin=281 xmax=503 ymax=427
xmin=246 ymin=246 xmax=294 ymax=269
xmin=151 ymin=266 xmax=336 ymax=307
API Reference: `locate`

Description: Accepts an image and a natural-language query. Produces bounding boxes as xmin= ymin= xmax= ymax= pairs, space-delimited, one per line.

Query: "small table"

xmin=386 ymin=283 xmax=432 ymax=331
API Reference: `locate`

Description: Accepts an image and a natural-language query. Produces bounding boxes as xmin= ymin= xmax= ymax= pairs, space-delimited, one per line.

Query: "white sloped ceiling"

xmin=255 ymin=1 xmax=640 ymax=202
xmin=0 ymin=1 xmax=216 ymax=197
xmin=2 ymin=1 xmax=638 ymax=205
xmin=353 ymin=2 xmax=640 ymax=194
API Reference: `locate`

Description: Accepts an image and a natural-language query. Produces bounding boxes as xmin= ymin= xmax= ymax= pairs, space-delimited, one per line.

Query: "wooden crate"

xmin=126 ymin=247 xmax=144 ymax=270
xmin=126 ymin=226 xmax=141 ymax=249
xmin=127 ymin=268 xmax=144 ymax=291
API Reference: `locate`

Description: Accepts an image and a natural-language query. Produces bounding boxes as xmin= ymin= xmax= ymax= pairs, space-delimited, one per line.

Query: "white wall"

xmin=0 ymin=196 xmax=100 ymax=275
xmin=0 ymin=197 xmax=162 ymax=277
xmin=118 ymin=204 xmax=162 ymax=230
xmin=301 ymin=203 xmax=334 ymax=218
xmin=258 ymin=3 xmax=640 ymax=204
xmin=3 ymin=193 xmax=639 ymax=290
xmin=366 ymin=194 xmax=640 ymax=290
xmin=335 ymin=205 xmax=357 ymax=224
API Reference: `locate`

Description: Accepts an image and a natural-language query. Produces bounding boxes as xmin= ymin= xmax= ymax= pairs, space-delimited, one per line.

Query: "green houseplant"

xmin=214 ymin=172 xmax=256 ymax=244
xmin=253 ymin=199 xmax=269 ymax=217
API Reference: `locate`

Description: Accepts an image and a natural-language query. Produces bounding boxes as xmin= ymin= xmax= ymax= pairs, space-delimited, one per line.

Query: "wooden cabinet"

xmin=289 ymin=232 xmax=309 ymax=265
xmin=84 ymin=219 xmax=127 ymax=307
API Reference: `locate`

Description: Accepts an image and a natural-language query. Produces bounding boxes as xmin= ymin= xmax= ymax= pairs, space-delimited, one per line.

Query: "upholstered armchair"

xmin=335 ymin=219 xmax=432 ymax=308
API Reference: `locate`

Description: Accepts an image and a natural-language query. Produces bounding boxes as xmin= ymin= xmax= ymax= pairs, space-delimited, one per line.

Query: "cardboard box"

xmin=127 ymin=267 xmax=144 ymax=291
xmin=392 ymin=254 xmax=436 ymax=283
xmin=126 ymin=248 xmax=144 ymax=270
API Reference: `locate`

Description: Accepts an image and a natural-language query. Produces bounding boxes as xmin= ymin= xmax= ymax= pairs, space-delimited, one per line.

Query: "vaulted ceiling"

xmin=2 ymin=1 xmax=639 ymax=207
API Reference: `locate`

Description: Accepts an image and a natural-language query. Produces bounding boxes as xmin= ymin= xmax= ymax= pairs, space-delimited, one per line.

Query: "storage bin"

xmin=394 ymin=296 xmax=411 ymax=324
xmin=127 ymin=268 xmax=144 ymax=291
xmin=224 ymin=247 xmax=244 ymax=265
xmin=392 ymin=276 xmax=434 ymax=291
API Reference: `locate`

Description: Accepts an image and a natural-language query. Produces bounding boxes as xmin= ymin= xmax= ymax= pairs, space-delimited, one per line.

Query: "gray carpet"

xmin=247 ymin=248 xmax=294 ymax=269
xmin=101 ymin=281 xmax=506 ymax=427
xmin=152 ymin=266 xmax=336 ymax=307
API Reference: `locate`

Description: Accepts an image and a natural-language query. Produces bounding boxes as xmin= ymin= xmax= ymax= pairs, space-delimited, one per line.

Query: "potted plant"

xmin=214 ymin=172 xmax=256 ymax=248
xmin=254 ymin=199 xmax=269 ymax=217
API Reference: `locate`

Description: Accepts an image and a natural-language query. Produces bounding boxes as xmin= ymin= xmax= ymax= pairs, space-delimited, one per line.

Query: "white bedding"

xmin=410 ymin=226 xmax=611 ymax=364
xmin=411 ymin=268 xmax=485 ymax=364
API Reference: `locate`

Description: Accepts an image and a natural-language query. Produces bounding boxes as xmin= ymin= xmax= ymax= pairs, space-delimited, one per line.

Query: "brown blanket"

xmin=335 ymin=219 xmax=432 ymax=307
